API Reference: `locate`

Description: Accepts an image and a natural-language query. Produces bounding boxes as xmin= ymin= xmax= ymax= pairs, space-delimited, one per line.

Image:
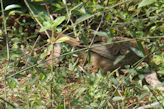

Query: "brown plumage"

xmin=56 ymin=33 xmax=141 ymax=72
xmin=88 ymin=37 xmax=141 ymax=72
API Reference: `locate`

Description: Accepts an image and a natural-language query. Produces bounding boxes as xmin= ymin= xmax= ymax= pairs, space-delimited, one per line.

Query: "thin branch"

xmin=1 ymin=0 xmax=9 ymax=107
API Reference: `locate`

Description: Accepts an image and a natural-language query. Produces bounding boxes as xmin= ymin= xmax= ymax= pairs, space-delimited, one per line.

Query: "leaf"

xmin=5 ymin=4 xmax=21 ymax=11
xmin=138 ymin=0 xmax=156 ymax=8
xmin=136 ymin=40 xmax=145 ymax=55
xmin=7 ymin=78 xmax=19 ymax=89
xmin=92 ymin=4 xmax=104 ymax=9
xmin=52 ymin=16 xmax=66 ymax=27
xmin=76 ymin=88 xmax=86 ymax=98
xmin=40 ymin=45 xmax=53 ymax=59
xmin=69 ymin=63 xmax=74 ymax=71
xmin=39 ymin=21 xmax=52 ymax=32
xmin=75 ymin=14 xmax=93 ymax=24
xmin=130 ymin=47 xmax=144 ymax=58
xmin=27 ymin=76 xmax=39 ymax=85
xmin=92 ymin=31 xmax=108 ymax=37
xmin=0 ymin=29 xmax=2 ymax=35
xmin=28 ymin=2 xmax=49 ymax=23
xmin=112 ymin=96 xmax=124 ymax=101
xmin=56 ymin=27 xmax=62 ymax=33
xmin=87 ymin=51 xmax=91 ymax=64
xmin=55 ymin=36 xmax=70 ymax=43
xmin=8 ymin=10 xmax=23 ymax=15
xmin=79 ymin=6 xmax=86 ymax=14
xmin=56 ymin=105 xmax=64 ymax=109
xmin=111 ymin=78 xmax=119 ymax=85
xmin=128 ymin=6 xmax=136 ymax=11
xmin=113 ymin=55 xmax=125 ymax=65
xmin=70 ymin=2 xmax=83 ymax=12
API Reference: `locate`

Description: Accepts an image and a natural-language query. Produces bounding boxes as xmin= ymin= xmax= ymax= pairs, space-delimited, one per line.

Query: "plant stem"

xmin=1 ymin=0 xmax=10 ymax=107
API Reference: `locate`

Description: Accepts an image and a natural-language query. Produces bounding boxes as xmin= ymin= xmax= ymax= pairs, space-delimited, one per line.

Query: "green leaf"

xmin=55 ymin=36 xmax=70 ymax=43
xmin=7 ymin=78 xmax=19 ymax=89
xmin=56 ymin=105 xmax=64 ymax=109
xmin=40 ymin=51 xmax=47 ymax=59
xmin=28 ymin=77 xmax=39 ymax=85
xmin=69 ymin=63 xmax=73 ymax=71
xmin=56 ymin=27 xmax=62 ymax=33
xmin=40 ymin=45 xmax=53 ymax=59
xmin=112 ymin=96 xmax=124 ymax=101
xmin=87 ymin=51 xmax=91 ymax=64
xmin=8 ymin=10 xmax=23 ymax=15
xmin=70 ymin=2 xmax=83 ymax=12
xmin=28 ymin=2 xmax=49 ymax=23
xmin=114 ymin=55 xmax=125 ymax=65
xmin=130 ymin=47 xmax=144 ymax=58
xmin=75 ymin=14 xmax=93 ymax=24
xmin=39 ymin=21 xmax=52 ymax=32
xmin=52 ymin=16 xmax=66 ymax=27
xmin=0 ymin=29 xmax=2 ymax=35
xmin=5 ymin=4 xmax=21 ymax=11
xmin=76 ymin=88 xmax=86 ymax=98
xmin=92 ymin=4 xmax=104 ymax=10
xmin=136 ymin=40 xmax=145 ymax=55
xmin=79 ymin=6 xmax=86 ymax=14
xmin=138 ymin=0 xmax=156 ymax=8
xmin=128 ymin=6 xmax=136 ymax=11
xmin=111 ymin=78 xmax=119 ymax=85
xmin=92 ymin=31 xmax=108 ymax=37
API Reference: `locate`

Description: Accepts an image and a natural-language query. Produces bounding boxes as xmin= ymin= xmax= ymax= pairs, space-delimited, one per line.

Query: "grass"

xmin=0 ymin=0 xmax=164 ymax=108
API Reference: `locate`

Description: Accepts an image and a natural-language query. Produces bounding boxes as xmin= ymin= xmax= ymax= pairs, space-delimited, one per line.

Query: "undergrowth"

xmin=0 ymin=0 xmax=164 ymax=108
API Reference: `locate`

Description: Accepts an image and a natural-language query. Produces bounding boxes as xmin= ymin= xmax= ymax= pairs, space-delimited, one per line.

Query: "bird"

xmin=55 ymin=33 xmax=141 ymax=73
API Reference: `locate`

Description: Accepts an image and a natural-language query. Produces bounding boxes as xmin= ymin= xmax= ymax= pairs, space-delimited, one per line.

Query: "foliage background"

xmin=0 ymin=0 xmax=164 ymax=108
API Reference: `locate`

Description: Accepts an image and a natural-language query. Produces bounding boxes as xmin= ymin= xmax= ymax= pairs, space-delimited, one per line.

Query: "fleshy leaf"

xmin=52 ymin=16 xmax=66 ymax=27
xmin=5 ymin=4 xmax=21 ymax=11
xmin=55 ymin=36 xmax=70 ymax=43
xmin=75 ymin=14 xmax=93 ymax=24
xmin=92 ymin=31 xmax=108 ymax=37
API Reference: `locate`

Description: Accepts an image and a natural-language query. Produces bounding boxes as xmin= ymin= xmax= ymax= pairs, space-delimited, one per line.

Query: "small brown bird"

xmin=54 ymin=33 xmax=142 ymax=73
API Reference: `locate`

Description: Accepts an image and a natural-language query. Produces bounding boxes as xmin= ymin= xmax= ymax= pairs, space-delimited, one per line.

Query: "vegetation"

xmin=0 ymin=0 xmax=164 ymax=108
